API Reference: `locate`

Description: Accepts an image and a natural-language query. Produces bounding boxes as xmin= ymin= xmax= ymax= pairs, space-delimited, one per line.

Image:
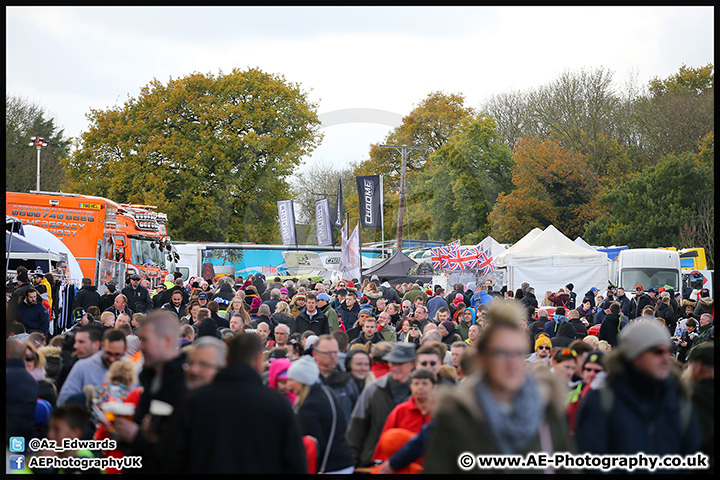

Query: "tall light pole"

xmin=28 ymin=136 xmax=48 ymax=191
xmin=378 ymin=145 xmax=431 ymax=254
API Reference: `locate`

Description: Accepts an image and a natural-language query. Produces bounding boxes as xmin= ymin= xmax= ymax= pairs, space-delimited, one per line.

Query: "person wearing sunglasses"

xmin=575 ymin=320 xmax=702 ymax=474
xmin=403 ymin=319 xmax=422 ymax=348
xmin=525 ymin=333 xmax=552 ymax=367
xmin=565 ymin=349 xmax=606 ymax=439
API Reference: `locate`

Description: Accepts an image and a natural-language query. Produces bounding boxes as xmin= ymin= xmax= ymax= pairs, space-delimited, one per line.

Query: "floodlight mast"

xmin=377 ymin=145 xmax=431 ymax=253
xmin=29 ymin=136 xmax=49 ymax=191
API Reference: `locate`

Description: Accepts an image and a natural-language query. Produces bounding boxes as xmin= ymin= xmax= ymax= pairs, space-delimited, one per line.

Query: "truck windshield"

xmin=621 ymin=268 xmax=680 ymax=291
xmin=131 ymin=239 xmax=171 ymax=269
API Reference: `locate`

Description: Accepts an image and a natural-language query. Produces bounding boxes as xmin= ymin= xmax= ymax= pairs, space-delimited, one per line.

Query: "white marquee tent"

xmin=500 ymin=225 xmax=610 ymax=298
xmin=477 ymin=235 xmax=507 ymax=260
xmin=494 ymin=227 xmax=543 ymax=268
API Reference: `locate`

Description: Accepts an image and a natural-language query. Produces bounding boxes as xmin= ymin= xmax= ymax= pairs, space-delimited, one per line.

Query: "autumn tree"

xmin=584 ymin=151 xmax=714 ymax=252
xmin=355 ymin=91 xmax=476 ymax=243
xmin=6 ymin=94 xmax=70 ymax=192
xmin=62 ymin=68 xmax=322 ymax=243
xmin=489 ymin=137 xmax=599 ymax=243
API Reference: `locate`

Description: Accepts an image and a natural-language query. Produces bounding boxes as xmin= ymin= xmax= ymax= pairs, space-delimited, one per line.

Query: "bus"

xmin=174 ymin=242 xmax=387 ymax=282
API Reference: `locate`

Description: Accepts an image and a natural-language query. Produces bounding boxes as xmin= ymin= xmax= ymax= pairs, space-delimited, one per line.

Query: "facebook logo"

xmin=9 ymin=455 xmax=25 ymax=471
xmin=9 ymin=437 xmax=25 ymax=453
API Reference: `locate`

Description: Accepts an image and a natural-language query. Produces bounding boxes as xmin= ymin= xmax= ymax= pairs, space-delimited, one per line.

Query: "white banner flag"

xmin=339 ymin=220 xmax=360 ymax=280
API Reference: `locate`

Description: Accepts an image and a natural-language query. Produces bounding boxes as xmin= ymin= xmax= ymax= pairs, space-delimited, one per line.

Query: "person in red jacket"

xmin=372 ymin=368 xmax=437 ymax=462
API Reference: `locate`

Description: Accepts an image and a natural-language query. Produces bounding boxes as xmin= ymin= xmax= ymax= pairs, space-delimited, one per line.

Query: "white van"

xmin=616 ymin=249 xmax=681 ymax=299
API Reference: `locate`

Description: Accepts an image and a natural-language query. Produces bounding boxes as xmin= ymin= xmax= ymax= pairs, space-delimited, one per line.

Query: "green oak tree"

xmin=62 ymin=68 xmax=322 ymax=243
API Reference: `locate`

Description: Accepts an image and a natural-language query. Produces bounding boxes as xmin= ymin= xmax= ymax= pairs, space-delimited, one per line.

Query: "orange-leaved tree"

xmin=489 ymin=137 xmax=599 ymax=243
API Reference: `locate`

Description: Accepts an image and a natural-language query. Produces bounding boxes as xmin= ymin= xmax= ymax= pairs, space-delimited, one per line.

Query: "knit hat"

xmin=17 ymin=270 xmax=29 ymax=283
xmin=280 ymin=287 xmax=289 ymax=294
xmin=617 ymin=320 xmax=670 ymax=361
xmin=440 ymin=321 xmax=455 ymax=336
xmin=452 ymin=294 xmax=464 ymax=306
xmin=347 ymin=281 xmax=355 ymax=288
xmin=583 ymin=349 xmax=606 ymax=369
xmin=565 ymin=283 xmax=574 ymax=291
xmin=535 ymin=333 xmax=552 ymax=352
xmin=250 ymin=297 xmax=262 ymax=309
xmin=287 ymin=356 xmax=319 ymax=385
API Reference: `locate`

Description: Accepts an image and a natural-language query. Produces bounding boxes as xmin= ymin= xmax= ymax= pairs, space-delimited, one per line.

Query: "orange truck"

xmin=6 ymin=191 xmax=176 ymax=287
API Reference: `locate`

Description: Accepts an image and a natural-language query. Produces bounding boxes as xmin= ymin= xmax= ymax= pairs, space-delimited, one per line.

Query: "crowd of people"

xmin=5 ymin=268 xmax=715 ymax=474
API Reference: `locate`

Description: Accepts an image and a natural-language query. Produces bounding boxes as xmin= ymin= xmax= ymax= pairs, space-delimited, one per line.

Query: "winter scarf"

xmin=474 ymin=375 xmax=544 ymax=455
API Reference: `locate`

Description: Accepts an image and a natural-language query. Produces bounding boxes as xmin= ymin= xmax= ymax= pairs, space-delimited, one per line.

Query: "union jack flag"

xmin=447 ymin=248 xmax=464 ymax=271
xmin=460 ymin=248 xmax=479 ymax=269
xmin=430 ymin=247 xmax=443 ymax=270
xmin=447 ymin=240 xmax=461 ymax=252
xmin=477 ymin=248 xmax=495 ymax=275
xmin=439 ymin=247 xmax=450 ymax=269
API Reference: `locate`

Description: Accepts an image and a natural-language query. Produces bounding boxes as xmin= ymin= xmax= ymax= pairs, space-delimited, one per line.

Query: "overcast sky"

xmin=6 ymin=6 xmax=714 ymax=179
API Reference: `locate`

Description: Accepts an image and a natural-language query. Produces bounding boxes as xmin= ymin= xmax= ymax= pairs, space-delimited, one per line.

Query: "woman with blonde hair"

xmin=25 ymin=341 xmax=57 ymax=407
xmin=271 ymin=300 xmax=295 ymax=331
xmin=583 ymin=335 xmax=599 ymax=349
xmin=224 ymin=296 xmax=251 ymax=324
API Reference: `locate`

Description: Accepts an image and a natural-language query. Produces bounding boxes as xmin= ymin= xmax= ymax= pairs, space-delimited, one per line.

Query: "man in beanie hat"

xmin=8 ymin=267 xmax=33 ymax=323
xmin=575 ymin=321 xmax=701 ymax=473
xmin=525 ymin=333 xmax=552 ymax=366
xmin=346 ymin=342 xmax=415 ymax=468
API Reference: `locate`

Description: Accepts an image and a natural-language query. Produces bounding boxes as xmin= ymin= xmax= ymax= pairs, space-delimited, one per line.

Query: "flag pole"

xmin=358 ymin=220 xmax=362 ymax=282
xmin=380 ymin=175 xmax=385 ymax=259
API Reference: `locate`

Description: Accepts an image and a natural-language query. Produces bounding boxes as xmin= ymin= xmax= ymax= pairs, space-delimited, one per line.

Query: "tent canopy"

xmin=501 ymin=225 xmax=610 ymax=297
xmin=494 ymin=228 xmax=543 ymax=268
xmin=477 ymin=235 xmax=507 ymax=260
xmin=574 ymin=237 xmax=595 ymax=250
xmin=6 ymin=231 xmax=63 ymax=262
xmin=362 ymin=251 xmax=432 ymax=285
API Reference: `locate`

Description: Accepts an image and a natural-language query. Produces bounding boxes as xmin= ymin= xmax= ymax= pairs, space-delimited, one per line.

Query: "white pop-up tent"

xmin=502 ymin=225 xmax=610 ymax=298
xmin=574 ymin=237 xmax=595 ymax=251
xmin=477 ymin=235 xmax=507 ymax=260
xmin=494 ymin=227 xmax=544 ymax=268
